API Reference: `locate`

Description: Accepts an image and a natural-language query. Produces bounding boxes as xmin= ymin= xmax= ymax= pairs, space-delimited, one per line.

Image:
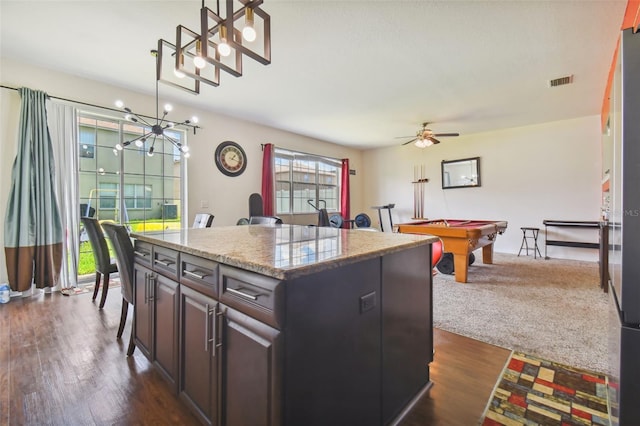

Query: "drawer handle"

xmin=134 ymin=250 xmax=149 ymax=257
xmin=226 ymin=287 xmax=259 ymax=301
xmin=184 ymin=269 xmax=209 ymax=280
xmin=155 ymin=259 xmax=175 ymax=267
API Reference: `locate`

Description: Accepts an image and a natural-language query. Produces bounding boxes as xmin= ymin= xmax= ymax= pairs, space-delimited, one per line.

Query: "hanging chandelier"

xmin=114 ymin=50 xmax=199 ymax=158
xmin=156 ymin=0 xmax=271 ymax=94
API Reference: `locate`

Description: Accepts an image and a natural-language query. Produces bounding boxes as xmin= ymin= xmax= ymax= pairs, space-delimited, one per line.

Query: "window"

xmin=78 ymin=113 xmax=186 ymax=227
xmin=79 ymin=128 xmax=95 ymax=158
xmin=275 ymin=148 xmax=341 ymax=215
xmin=98 ymin=183 xmax=118 ymax=209
xmin=124 ymin=184 xmax=152 ymax=209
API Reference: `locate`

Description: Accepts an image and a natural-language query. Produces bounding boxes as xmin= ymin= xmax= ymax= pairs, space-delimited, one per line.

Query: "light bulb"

xmin=115 ymin=100 xmax=124 ymax=108
xmin=184 ymin=152 xmax=191 ymax=158
xmin=173 ymin=68 xmax=186 ymax=79
xmin=164 ymin=103 xmax=173 ymax=112
xmin=243 ymin=8 xmax=257 ymax=42
xmin=147 ymin=147 xmax=155 ymax=157
xmin=218 ymin=26 xmax=231 ymax=57
xmin=414 ymin=140 xmax=426 ymax=148
xmin=113 ymin=149 xmax=118 ymax=156
xmin=191 ymin=116 xmax=199 ymax=124
xmin=167 ymin=122 xmax=175 ymax=128
xmin=242 ymin=25 xmax=256 ymax=42
xmin=115 ymin=143 xmax=123 ymax=151
xmin=124 ymin=114 xmax=132 ymax=121
xmin=181 ymin=145 xmax=190 ymax=153
xmin=135 ymin=139 xmax=144 ymax=148
xmin=193 ymin=55 xmax=206 ymax=69
xmin=218 ymin=42 xmax=231 ymax=57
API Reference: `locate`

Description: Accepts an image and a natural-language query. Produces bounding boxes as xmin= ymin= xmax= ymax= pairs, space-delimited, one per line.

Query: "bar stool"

xmin=518 ymin=227 xmax=542 ymax=258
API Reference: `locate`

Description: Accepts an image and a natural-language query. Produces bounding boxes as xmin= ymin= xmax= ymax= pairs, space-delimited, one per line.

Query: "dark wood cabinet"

xmin=179 ymin=285 xmax=219 ymax=425
xmin=133 ymin=263 xmax=153 ymax=359
xmin=153 ymin=273 xmax=179 ymax=389
xmin=133 ymin=250 xmax=180 ymax=392
xmin=133 ymin=227 xmax=435 ymax=426
xmin=220 ymin=305 xmax=282 ymax=426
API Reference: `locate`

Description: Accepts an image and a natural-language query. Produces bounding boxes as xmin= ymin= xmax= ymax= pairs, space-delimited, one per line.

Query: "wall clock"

xmin=215 ymin=141 xmax=247 ymax=177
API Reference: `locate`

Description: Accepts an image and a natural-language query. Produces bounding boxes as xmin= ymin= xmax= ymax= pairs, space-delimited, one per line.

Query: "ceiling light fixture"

xmin=158 ymin=0 xmax=271 ymax=94
xmin=114 ymin=50 xmax=199 ymax=158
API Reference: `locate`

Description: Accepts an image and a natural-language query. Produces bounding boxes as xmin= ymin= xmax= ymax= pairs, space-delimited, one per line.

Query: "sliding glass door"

xmin=77 ymin=113 xmax=186 ymax=277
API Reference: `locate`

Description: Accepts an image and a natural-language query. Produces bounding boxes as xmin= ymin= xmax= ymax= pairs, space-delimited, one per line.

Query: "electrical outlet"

xmin=360 ymin=291 xmax=376 ymax=313
xmin=201 ymin=200 xmax=209 ymax=209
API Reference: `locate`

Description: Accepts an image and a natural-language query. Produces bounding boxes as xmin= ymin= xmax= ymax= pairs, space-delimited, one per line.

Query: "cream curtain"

xmin=47 ymin=101 xmax=79 ymax=289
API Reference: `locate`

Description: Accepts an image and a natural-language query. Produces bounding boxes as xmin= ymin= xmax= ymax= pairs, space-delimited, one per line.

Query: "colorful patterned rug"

xmin=481 ymin=352 xmax=609 ymax=426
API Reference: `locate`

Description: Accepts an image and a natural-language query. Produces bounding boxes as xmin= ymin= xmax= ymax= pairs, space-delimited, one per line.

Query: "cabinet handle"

xmin=144 ymin=272 xmax=148 ymax=304
xmin=154 ymin=258 xmax=174 ymax=267
xmin=211 ymin=305 xmax=217 ymax=358
xmin=148 ymin=275 xmax=155 ymax=302
xmin=204 ymin=303 xmax=210 ymax=352
xmin=183 ymin=269 xmax=208 ymax=280
xmin=215 ymin=309 xmax=224 ymax=352
xmin=226 ymin=287 xmax=259 ymax=301
xmin=134 ymin=250 xmax=149 ymax=257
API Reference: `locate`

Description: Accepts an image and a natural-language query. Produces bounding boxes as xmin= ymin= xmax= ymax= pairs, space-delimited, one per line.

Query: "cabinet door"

xmin=179 ymin=285 xmax=218 ymax=425
xmin=133 ymin=263 xmax=153 ymax=359
xmin=154 ymin=274 xmax=179 ymax=391
xmin=220 ymin=305 xmax=282 ymax=426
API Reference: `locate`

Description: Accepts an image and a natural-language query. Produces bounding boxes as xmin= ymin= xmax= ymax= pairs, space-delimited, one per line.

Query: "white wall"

xmin=362 ymin=116 xmax=603 ymax=261
xmin=0 ymin=58 xmax=364 ymax=283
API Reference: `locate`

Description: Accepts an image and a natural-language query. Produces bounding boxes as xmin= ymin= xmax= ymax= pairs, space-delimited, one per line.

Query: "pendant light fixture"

xmin=114 ymin=50 xmax=199 ymax=158
xmin=158 ymin=0 xmax=271 ymax=94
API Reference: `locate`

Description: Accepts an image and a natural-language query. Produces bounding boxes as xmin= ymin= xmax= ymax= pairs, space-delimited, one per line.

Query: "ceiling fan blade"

xmin=401 ymin=138 xmax=418 ymax=146
xmin=428 ymin=137 xmax=441 ymax=145
xmin=395 ymin=136 xmax=416 ymax=139
xmin=433 ymin=133 xmax=460 ymax=137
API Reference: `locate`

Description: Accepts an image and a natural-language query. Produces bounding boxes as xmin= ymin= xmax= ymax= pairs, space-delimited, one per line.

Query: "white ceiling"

xmin=0 ymin=0 xmax=627 ymax=149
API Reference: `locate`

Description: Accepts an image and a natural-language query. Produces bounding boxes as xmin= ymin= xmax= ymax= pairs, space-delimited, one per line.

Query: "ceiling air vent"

xmin=548 ymin=75 xmax=574 ymax=87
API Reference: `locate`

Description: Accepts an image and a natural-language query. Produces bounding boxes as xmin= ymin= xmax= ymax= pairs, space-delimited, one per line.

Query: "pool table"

xmin=397 ymin=219 xmax=508 ymax=283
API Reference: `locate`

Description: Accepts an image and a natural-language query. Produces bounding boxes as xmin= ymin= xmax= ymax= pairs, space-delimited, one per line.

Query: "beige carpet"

xmin=433 ymin=253 xmax=609 ymax=374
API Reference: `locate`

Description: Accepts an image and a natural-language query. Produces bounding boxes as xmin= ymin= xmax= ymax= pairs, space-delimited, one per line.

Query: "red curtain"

xmin=261 ymin=143 xmax=275 ymax=216
xmin=340 ymin=159 xmax=350 ymax=228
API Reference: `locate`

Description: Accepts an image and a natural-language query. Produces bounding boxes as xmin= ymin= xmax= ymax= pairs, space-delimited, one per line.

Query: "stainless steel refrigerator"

xmin=607 ymin=27 xmax=640 ymax=426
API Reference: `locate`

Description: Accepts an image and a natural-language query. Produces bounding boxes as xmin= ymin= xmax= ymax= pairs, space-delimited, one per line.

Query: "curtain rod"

xmin=0 ymin=84 xmax=200 ymax=131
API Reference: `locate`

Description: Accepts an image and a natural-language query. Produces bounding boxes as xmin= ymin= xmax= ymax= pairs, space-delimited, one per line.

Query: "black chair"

xmin=193 ymin=213 xmax=214 ymax=228
xmin=249 ymin=216 xmax=283 ymax=225
xmin=80 ymin=203 xmax=96 ymax=218
xmin=248 ymin=193 xmax=264 ymax=217
xmin=102 ymin=222 xmax=136 ymax=356
xmin=81 ymin=217 xmax=118 ymax=309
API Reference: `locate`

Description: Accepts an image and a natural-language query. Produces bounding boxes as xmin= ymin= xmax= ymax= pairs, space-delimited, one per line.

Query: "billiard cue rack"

xmin=412 ymin=165 xmax=428 ymax=219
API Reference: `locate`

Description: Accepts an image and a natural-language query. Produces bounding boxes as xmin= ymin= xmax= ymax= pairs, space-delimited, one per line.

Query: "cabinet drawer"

xmin=220 ymin=265 xmax=284 ymax=329
xmin=134 ymin=241 xmax=153 ymax=267
xmin=180 ymin=253 xmax=219 ymax=299
xmin=153 ymin=246 xmax=180 ymax=280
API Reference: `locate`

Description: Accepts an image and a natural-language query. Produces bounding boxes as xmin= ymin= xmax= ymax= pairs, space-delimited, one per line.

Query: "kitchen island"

xmin=131 ymin=224 xmax=438 ymax=426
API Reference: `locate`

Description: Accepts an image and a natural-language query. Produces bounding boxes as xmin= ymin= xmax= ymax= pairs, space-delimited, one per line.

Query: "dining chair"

xmin=80 ymin=217 xmax=118 ymax=309
xmin=101 ymin=222 xmax=136 ymax=356
xmin=248 ymin=216 xmax=283 ymax=225
xmin=192 ymin=213 xmax=214 ymax=228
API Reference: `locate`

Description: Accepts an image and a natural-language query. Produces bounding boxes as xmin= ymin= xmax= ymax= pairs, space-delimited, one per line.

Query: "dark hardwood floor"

xmin=0 ymin=287 xmax=510 ymax=425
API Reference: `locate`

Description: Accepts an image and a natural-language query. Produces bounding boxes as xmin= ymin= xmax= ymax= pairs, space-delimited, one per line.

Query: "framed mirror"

xmin=441 ymin=157 xmax=481 ymax=189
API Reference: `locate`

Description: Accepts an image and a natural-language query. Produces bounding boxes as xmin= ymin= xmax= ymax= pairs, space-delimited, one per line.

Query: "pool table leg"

xmin=482 ymin=244 xmax=494 ymax=264
xmin=453 ymin=254 xmax=469 ymax=283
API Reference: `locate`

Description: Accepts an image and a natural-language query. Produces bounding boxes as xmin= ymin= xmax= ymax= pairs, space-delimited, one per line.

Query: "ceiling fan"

xmin=398 ymin=122 xmax=460 ymax=147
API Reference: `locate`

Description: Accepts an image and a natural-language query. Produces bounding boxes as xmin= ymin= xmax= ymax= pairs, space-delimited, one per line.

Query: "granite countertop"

xmin=132 ymin=224 xmax=438 ymax=280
